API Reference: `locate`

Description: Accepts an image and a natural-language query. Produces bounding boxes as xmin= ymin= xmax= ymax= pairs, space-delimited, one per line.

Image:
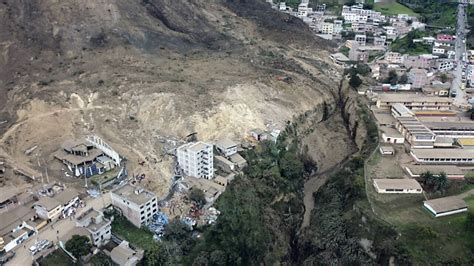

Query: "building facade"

xmin=76 ymin=208 xmax=111 ymax=247
xmin=177 ymin=141 xmax=214 ymax=179
xmin=111 ymin=184 xmax=158 ymax=228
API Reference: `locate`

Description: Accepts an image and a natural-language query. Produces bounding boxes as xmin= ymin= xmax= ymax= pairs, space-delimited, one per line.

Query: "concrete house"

xmin=373 ymin=179 xmax=423 ymax=194
xmin=215 ymin=138 xmax=238 ymax=157
xmin=76 ymin=208 xmax=111 ymax=247
xmin=111 ymin=184 xmax=158 ymax=228
xmin=34 ymin=197 xmax=63 ymax=221
xmin=54 ymin=137 xmax=120 ymax=178
xmin=0 ymin=205 xmax=38 ymax=253
xmin=111 ymin=240 xmax=142 ymax=266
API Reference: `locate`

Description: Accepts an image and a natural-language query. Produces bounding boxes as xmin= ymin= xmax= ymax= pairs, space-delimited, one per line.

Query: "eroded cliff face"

xmin=0 ymin=0 xmax=344 ymax=196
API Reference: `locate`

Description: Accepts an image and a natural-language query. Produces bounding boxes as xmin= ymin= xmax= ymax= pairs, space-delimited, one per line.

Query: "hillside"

xmin=0 ymin=0 xmax=344 ymax=196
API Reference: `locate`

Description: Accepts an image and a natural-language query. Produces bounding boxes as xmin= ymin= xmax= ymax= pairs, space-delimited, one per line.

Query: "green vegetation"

xmin=400 ymin=0 xmax=457 ymax=27
xmin=374 ymin=1 xmax=418 ymax=16
xmin=349 ymin=74 xmax=362 ymax=88
xmin=65 ymin=235 xmax=92 ymax=258
xmin=365 ymin=150 xmax=474 ymax=263
xmin=339 ymin=46 xmax=350 ymax=57
xmin=89 ymin=251 xmax=113 ymax=266
xmin=419 ymin=171 xmax=449 ymax=193
xmin=111 ymin=216 xmax=156 ymax=250
xmin=384 ymin=70 xmax=399 ymax=85
xmin=187 ymin=127 xmax=315 ymax=264
xmin=39 ymin=250 xmax=74 ymax=266
xmin=391 ymin=30 xmax=431 ymax=55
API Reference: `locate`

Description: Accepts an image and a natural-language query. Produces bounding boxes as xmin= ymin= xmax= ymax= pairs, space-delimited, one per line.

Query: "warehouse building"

xmin=424 ymin=121 xmax=474 ymax=139
xmin=410 ymin=148 xmax=474 ymax=164
xmin=423 ymin=196 xmax=468 ymax=217
xmin=373 ymin=178 xmax=423 ymax=194
xmin=376 ymin=94 xmax=452 ymax=110
xmin=396 ymin=117 xmax=436 ymax=148
xmin=404 ymin=165 xmax=465 ymax=180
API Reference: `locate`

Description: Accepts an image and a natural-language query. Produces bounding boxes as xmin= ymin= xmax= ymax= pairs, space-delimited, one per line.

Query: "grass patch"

xmin=111 ymin=216 xmax=156 ymax=250
xmin=374 ymin=2 xmax=418 ymax=16
xmin=89 ymin=251 xmax=113 ymax=266
xmin=39 ymin=249 xmax=74 ymax=266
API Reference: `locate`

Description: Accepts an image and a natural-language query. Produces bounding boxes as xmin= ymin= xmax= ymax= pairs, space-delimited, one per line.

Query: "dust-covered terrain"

xmin=0 ymin=0 xmax=344 ymax=196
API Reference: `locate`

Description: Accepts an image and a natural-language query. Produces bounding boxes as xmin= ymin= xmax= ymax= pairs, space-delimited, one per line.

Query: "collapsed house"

xmin=54 ymin=136 xmax=122 ymax=178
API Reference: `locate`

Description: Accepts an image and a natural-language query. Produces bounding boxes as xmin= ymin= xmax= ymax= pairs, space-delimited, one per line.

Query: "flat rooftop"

xmin=404 ymin=165 xmax=464 ymax=176
xmin=374 ymin=178 xmax=422 ymax=190
xmin=0 ymin=204 xmax=35 ymax=236
xmin=178 ymin=141 xmax=212 ymax=153
xmin=373 ymin=112 xmax=396 ymax=125
xmin=458 ymin=138 xmax=474 ymax=146
xmin=411 ymin=148 xmax=474 ymax=159
xmin=0 ymin=186 xmax=20 ymax=203
xmin=377 ymin=93 xmax=452 ymax=103
xmin=424 ymin=196 xmax=467 ymax=213
xmin=35 ymin=196 xmax=61 ymax=211
xmin=215 ymin=138 xmax=238 ymax=149
xmin=112 ymin=184 xmax=156 ymax=206
xmin=380 ymin=126 xmax=404 ymax=138
xmin=54 ymin=188 xmax=79 ymax=205
xmin=424 ymin=121 xmax=474 ymax=130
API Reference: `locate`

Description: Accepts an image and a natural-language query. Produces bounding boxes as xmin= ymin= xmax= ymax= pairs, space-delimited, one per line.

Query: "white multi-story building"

xmin=111 ymin=184 xmax=158 ymax=228
xmin=333 ymin=20 xmax=343 ymax=34
xmin=177 ymin=141 xmax=214 ymax=179
xmin=321 ymin=22 xmax=334 ymax=34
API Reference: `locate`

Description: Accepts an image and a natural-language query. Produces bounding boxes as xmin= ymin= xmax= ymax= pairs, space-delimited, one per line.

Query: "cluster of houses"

xmin=371 ymin=91 xmax=472 ymax=217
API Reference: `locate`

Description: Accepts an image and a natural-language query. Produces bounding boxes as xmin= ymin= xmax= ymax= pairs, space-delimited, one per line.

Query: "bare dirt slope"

xmin=0 ymin=0 xmax=344 ymax=197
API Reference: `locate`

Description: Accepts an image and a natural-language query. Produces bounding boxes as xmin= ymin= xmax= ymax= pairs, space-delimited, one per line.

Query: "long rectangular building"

xmin=404 ymin=165 xmax=465 ymax=180
xmin=410 ymin=148 xmax=474 ymax=164
xmin=424 ymin=196 xmax=468 ymax=217
xmin=376 ymin=94 xmax=452 ymax=110
xmin=396 ymin=117 xmax=436 ymax=148
xmin=373 ymin=179 xmax=423 ymax=194
xmin=424 ymin=121 xmax=474 ymax=139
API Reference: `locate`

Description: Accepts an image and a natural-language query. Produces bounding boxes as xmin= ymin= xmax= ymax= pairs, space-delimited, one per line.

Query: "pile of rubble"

xmin=147 ymin=212 xmax=169 ymax=241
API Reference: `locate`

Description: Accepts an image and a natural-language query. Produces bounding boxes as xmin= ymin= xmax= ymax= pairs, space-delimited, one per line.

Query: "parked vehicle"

xmin=0 ymin=252 xmax=15 ymax=265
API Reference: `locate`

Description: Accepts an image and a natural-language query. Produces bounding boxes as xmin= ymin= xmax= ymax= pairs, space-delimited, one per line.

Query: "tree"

xmin=385 ymin=70 xmax=399 ymax=85
xmin=466 ymin=210 xmax=474 ymax=232
xmin=189 ymin=187 xmax=206 ymax=207
xmin=355 ymin=63 xmax=371 ymax=76
xmin=144 ymin=244 xmax=169 ymax=266
xmin=349 ymin=74 xmax=362 ymax=88
xmin=399 ymin=73 xmax=408 ymax=84
xmin=433 ymin=172 xmax=449 ymax=192
xmin=65 ymin=235 xmax=92 ymax=258
xmin=440 ymin=73 xmax=449 ymax=83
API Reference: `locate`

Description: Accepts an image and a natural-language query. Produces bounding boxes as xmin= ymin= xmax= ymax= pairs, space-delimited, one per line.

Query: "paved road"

xmin=6 ymin=193 xmax=111 ymax=266
xmin=452 ymin=3 xmax=469 ymax=106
